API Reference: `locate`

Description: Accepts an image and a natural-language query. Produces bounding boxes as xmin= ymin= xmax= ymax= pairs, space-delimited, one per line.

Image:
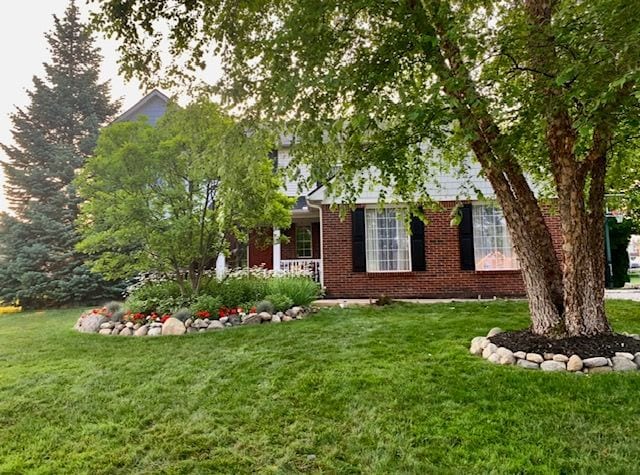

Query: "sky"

xmin=0 ymin=1 xmax=220 ymax=214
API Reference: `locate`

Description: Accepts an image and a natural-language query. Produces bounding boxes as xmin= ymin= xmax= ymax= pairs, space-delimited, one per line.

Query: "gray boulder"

xmin=134 ymin=325 xmax=149 ymax=337
xmin=469 ymin=337 xmax=488 ymax=356
xmin=76 ymin=314 xmax=107 ymax=333
xmin=540 ymin=361 xmax=566 ymax=372
xmin=552 ymin=354 xmax=569 ymax=363
xmin=517 ymin=359 xmax=539 ymax=370
xmin=148 ymin=326 xmax=162 ymax=336
xmin=514 ymin=351 xmax=526 ymax=359
xmin=487 ymin=353 xmax=500 ymax=364
xmin=482 ymin=343 xmax=498 ymax=359
xmin=583 ymin=357 xmax=609 ymax=368
xmin=282 ymin=315 xmax=293 ymax=322
xmin=272 ymin=314 xmax=282 ymax=323
xmin=119 ymin=327 xmax=133 ymax=336
xmin=614 ymin=352 xmax=634 ymax=360
xmin=207 ymin=320 xmax=224 ymax=331
xmin=526 ymin=353 xmax=544 ymax=364
xmin=612 ymin=356 xmax=638 ymax=372
xmin=259 ymin=312 xmax=272 ymax=322
xmin=243 ymin=313 xmax=262 ymax=325
xmin=487 ymin=327 xmax=503 ymax=337
xmin=98 ymin=328 xmax=112 ymax=336
xmin=100 ymin=322 xmax=114 ymax=330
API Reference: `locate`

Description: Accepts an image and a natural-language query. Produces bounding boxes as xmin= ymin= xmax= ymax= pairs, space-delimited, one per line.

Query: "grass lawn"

xmin=629 ymin=273 xmax=640 ymax=285
xmin=2 ymin=301 xmax=640 ymax=473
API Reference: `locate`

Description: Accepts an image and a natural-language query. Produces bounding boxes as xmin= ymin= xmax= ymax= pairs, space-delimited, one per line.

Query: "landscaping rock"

xmin=242 ymin=313 xmax=262 ymax=325
xmin=587 ymin=366 xmax=612 ymax=374
xmin=148 ymin=326 xmax=162 ymax=336
xmin=634 ymin=353 xmax=640 ymax=366
xmin=192 ymin=318 xmax=205 ymax=329
xmin=111 ymin=328 xmax=120 ymax=336
xmin=517 ymin=359 xmax=539 ymax=370
xmin=259 ymin=312 xmax=272 ymax=322
xmin=487 ymin=327 xmax=503 ymax=337
xmin=99 ymin=328 xmax=112 ymax=336
xmin=543 ymin=352 xmax=554 ymax=361
xmin=487 ymin=353 xmax=500 ymax=364
xmin=583 ymin=357 xmax=609 ymax=368
xmin=100 ymin=322 xmax=114 ymax=330
xmin=482 ymin=343 xmax=498 ymax=359
xmin=526 ymin=353 xmax=544 ymax=364
xmin=612 ymin=356 xmax=638 ymax=372
xmin=133 ymin=323 xmax=141 ymax=331
xmin=219 ymin=317 xmax=229 ymax=324
xmin=134 ymin=325 xmax=149 ymax=337
xmin=540 ymin=361 xmax=566 ymax=372
xmin=119 ymin=327 xmax=133 ymax=336
xmin=228 ymin=315 xmax=241 ymax=325
xmin=469 ymin=337 xmax=487 ymax=356
xmin=287 ymin=306 xmax=303 ymax=318
xmin=116 ymin=323 xmax=125 ymax=331
xmin=282 ymin=315 xmax=293 ymax=322
xmin=187 ymin=327 xmax=198 ymax=334
xmin=77 ymin=314 xmax=107 ymax=333
xmin=207 ymin=321 xmax=224 ymax=331
xmin=125 ymin=322 xmax=134 ymax=329
xmin=514 ymin=351 xmax=526 ymax=359
xmin=185 ymin=318 xmax=193 ymax=328
xmin=162 ymin=318 xmax=186 ymax=336
xmin=615 ymin=352 xmax=634 ymax=360
xmin=552 ymin=354 xmax=569 ymax=363
xmin=150 ymin=322 xmax=162 ymax=328
xmin=480 ymin=338 xmax=491 ymax=350
xmin=567 ymin=355 xmax=583 ymax=372
xmin=499 ymin=353 xmax=516 ymax=365
xmin=272 ymin=314 xmax=281 ymax=323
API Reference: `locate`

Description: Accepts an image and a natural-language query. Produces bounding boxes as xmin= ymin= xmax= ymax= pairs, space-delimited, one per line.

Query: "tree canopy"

xmin=92 ymin=0 xmax=640 ymax=337
xmin=76 ymin=100 xmax=293 ymax=294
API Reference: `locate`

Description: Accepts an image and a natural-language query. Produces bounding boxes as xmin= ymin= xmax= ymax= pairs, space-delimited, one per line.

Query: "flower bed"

xmin=74 ymin=304 xmax=310 ymax=336
xmin=470 ymin=327 xmax=640 ymax=373
xmin=0 ymin=305 xmax=22 ymax=315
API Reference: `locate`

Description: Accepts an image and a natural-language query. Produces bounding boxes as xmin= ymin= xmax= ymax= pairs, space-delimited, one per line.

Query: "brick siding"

xmin=321 ymin=202 xmax=564 ymax=299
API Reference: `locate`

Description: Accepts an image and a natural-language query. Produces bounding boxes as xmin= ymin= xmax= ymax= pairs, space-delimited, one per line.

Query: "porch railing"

xmin=280 ymin=259 xmax=322 ymax=283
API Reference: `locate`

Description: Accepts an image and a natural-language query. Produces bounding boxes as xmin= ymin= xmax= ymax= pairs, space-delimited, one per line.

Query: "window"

xmin=365 ymin=208 xmax=411 ymax=272
xmin=472 ymin=204 xmax=519 ymax=270
xmin=296 ymin=225 xmax=312 ymax=258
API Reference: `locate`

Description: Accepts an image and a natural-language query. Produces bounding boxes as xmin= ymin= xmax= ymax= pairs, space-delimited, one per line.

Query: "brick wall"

xmin=248 ymin=230 xmax=274 ymax=269
xmin=321 ymin=202 xmax=563 ymax=299
xmin=281 ymin=223 xmax=321 ymax=260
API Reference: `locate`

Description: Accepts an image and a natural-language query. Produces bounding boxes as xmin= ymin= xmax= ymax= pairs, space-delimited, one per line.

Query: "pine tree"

xmin=0 ymin=1 xmax=122 ymax=308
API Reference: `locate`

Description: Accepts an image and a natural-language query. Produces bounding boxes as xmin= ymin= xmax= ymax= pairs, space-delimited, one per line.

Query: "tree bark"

xmin=414 ymin=0 xmax=613 ymax=338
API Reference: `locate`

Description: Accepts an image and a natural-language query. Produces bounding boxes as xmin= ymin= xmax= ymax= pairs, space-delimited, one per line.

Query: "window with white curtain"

xmin=472 ymin=204 xmax=519 ymax=271
xmin=365 ymin=208 xmax=411 ymax=272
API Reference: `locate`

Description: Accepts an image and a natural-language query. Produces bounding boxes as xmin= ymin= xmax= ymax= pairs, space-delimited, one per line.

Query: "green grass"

xmin=629 ymin=273 xmax=640 ymax=285
xmin=1 ymin=301 xmax=640 ymax=473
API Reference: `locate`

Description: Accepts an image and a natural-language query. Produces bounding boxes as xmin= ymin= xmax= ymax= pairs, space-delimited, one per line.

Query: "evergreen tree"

xmin=0 ymin=1 xmax=121 ymax=308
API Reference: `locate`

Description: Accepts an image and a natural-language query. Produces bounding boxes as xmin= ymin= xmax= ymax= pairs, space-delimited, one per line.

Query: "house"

xmin=117 ymin=90 xmax=563 ymax=299
xmin=248 ymin=141 xmax=563 ymax=299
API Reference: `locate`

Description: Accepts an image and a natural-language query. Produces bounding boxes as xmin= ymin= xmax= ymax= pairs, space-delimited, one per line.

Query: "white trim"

xmin=306 ymin=199 xmax=324 ymax=287
xmin=273 ymin=228 xmax=282 ymax=271
xmin=364 ymin=206 xmax=412 ymax=273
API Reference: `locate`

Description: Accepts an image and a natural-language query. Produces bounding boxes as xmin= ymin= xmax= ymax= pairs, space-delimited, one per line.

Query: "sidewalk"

xmin=313 ymin=290 xmax=640 ymax=307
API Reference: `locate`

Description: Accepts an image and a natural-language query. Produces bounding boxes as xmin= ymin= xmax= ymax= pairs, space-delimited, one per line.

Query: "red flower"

xmin=217 ymin=307 xmax=229 ymax=318
xmin=160 ymin=314 xmax=171 ymax=323
xmin=250 ymin=306 xmax=257 ymax=314
xmin=196 ymin=310 xmax=211 ymax=319
xmin=133 ymin=312 xmax=146 ymax=321
xmin=229 ymin=308 xmax=237 ymax=315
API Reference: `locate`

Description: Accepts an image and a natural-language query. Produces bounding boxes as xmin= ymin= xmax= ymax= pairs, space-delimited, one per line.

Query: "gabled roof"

xmin=114 ymin=89 xmax=170 ymax=124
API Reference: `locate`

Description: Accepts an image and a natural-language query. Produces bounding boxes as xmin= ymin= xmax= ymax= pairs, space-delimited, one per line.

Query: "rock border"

xmin=470 ymin=328 xmax=640 ymax=373
xmin=74 ymin=306 xmax=309 ymax=337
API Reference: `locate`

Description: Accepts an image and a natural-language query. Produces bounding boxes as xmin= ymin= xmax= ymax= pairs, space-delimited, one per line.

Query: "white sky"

xmin=0 ymin=1 xmax=221 ymax=213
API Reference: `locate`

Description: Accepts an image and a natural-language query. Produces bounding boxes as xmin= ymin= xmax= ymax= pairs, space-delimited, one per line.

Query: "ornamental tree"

xmin=0 ymin=1 xmax=121 ymax=308
xmin=92 ymin=0 xmax=640 ymax=338
xmin=76 ymin=100 xmax=293 ymax=294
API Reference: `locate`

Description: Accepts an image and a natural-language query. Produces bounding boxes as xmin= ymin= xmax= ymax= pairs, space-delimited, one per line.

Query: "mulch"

xmin=489 ymin=330 xmax=640 ymax=359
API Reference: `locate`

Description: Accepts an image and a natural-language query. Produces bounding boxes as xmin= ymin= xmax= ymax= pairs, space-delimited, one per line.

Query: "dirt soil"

xmin=489 ymin=331 xmax=640 ymax=359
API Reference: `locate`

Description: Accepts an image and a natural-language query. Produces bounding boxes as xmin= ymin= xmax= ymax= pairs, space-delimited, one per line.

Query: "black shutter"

xmin=459 ymin=204 xmax=475 ymax=270
xmin=410 ymin=215 xmax=426 ymax=271
xmin=352 ymin=208 xmax=366 ymax=272
xmin=268 ymin=149 xmax=278 ymax=172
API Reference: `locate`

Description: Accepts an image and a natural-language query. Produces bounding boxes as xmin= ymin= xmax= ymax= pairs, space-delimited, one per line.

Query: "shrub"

xmin=125 ymin=281 xmax=191 ymax=314
xmin=104 ymin=301 xmax=124 ymax=315
xmin=190 ymin=295 xmax=223 ymax=315
xmin=255 ymin=300 xmax=275 ymax=314
xmin=217 ymin=277 xmax=269 ymax=308
xmin=173 ymin=308 xmax=192 ymax=322
xmin=263 ymin=294 xmax=294 ymax=312
xmin=266 ymin=277 xmax=321 ymax=306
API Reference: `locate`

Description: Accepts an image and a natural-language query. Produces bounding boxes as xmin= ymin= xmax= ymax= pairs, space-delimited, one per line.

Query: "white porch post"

xmin=273 ymin=228 xmax=282 ymax=272
xmin=215 ymin=252 xmax=226 ymax=279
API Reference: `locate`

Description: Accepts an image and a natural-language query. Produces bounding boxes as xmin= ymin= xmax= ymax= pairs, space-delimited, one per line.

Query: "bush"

xmin=173 ymin=308 xmax=192 ymax=322
xmin=263 ymin=294 xmax=294 ymax=312
xmin=125 ymin=281 xmax=191 ymax=314
xmin=217 ymin=277 xmax=269 ymax=308
xmin=266 ymin=277 xmax=321 ymax=306
xmin=190 ymin=295 xmax=223 ymax=315
xmin=255 ymin=300 xmax=275 ymax=314
xmin=104 ymin=301 xmax=123 ymax=315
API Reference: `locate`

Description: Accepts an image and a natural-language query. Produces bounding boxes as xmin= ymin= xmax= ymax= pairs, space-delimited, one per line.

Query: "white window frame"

xmin=295 ymin=225 xmax=313 ymax=259
xmin=472 ymin=203 xmax=520 ymax=271
xmin=365 ymin=206 xmax=412 ymax=273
